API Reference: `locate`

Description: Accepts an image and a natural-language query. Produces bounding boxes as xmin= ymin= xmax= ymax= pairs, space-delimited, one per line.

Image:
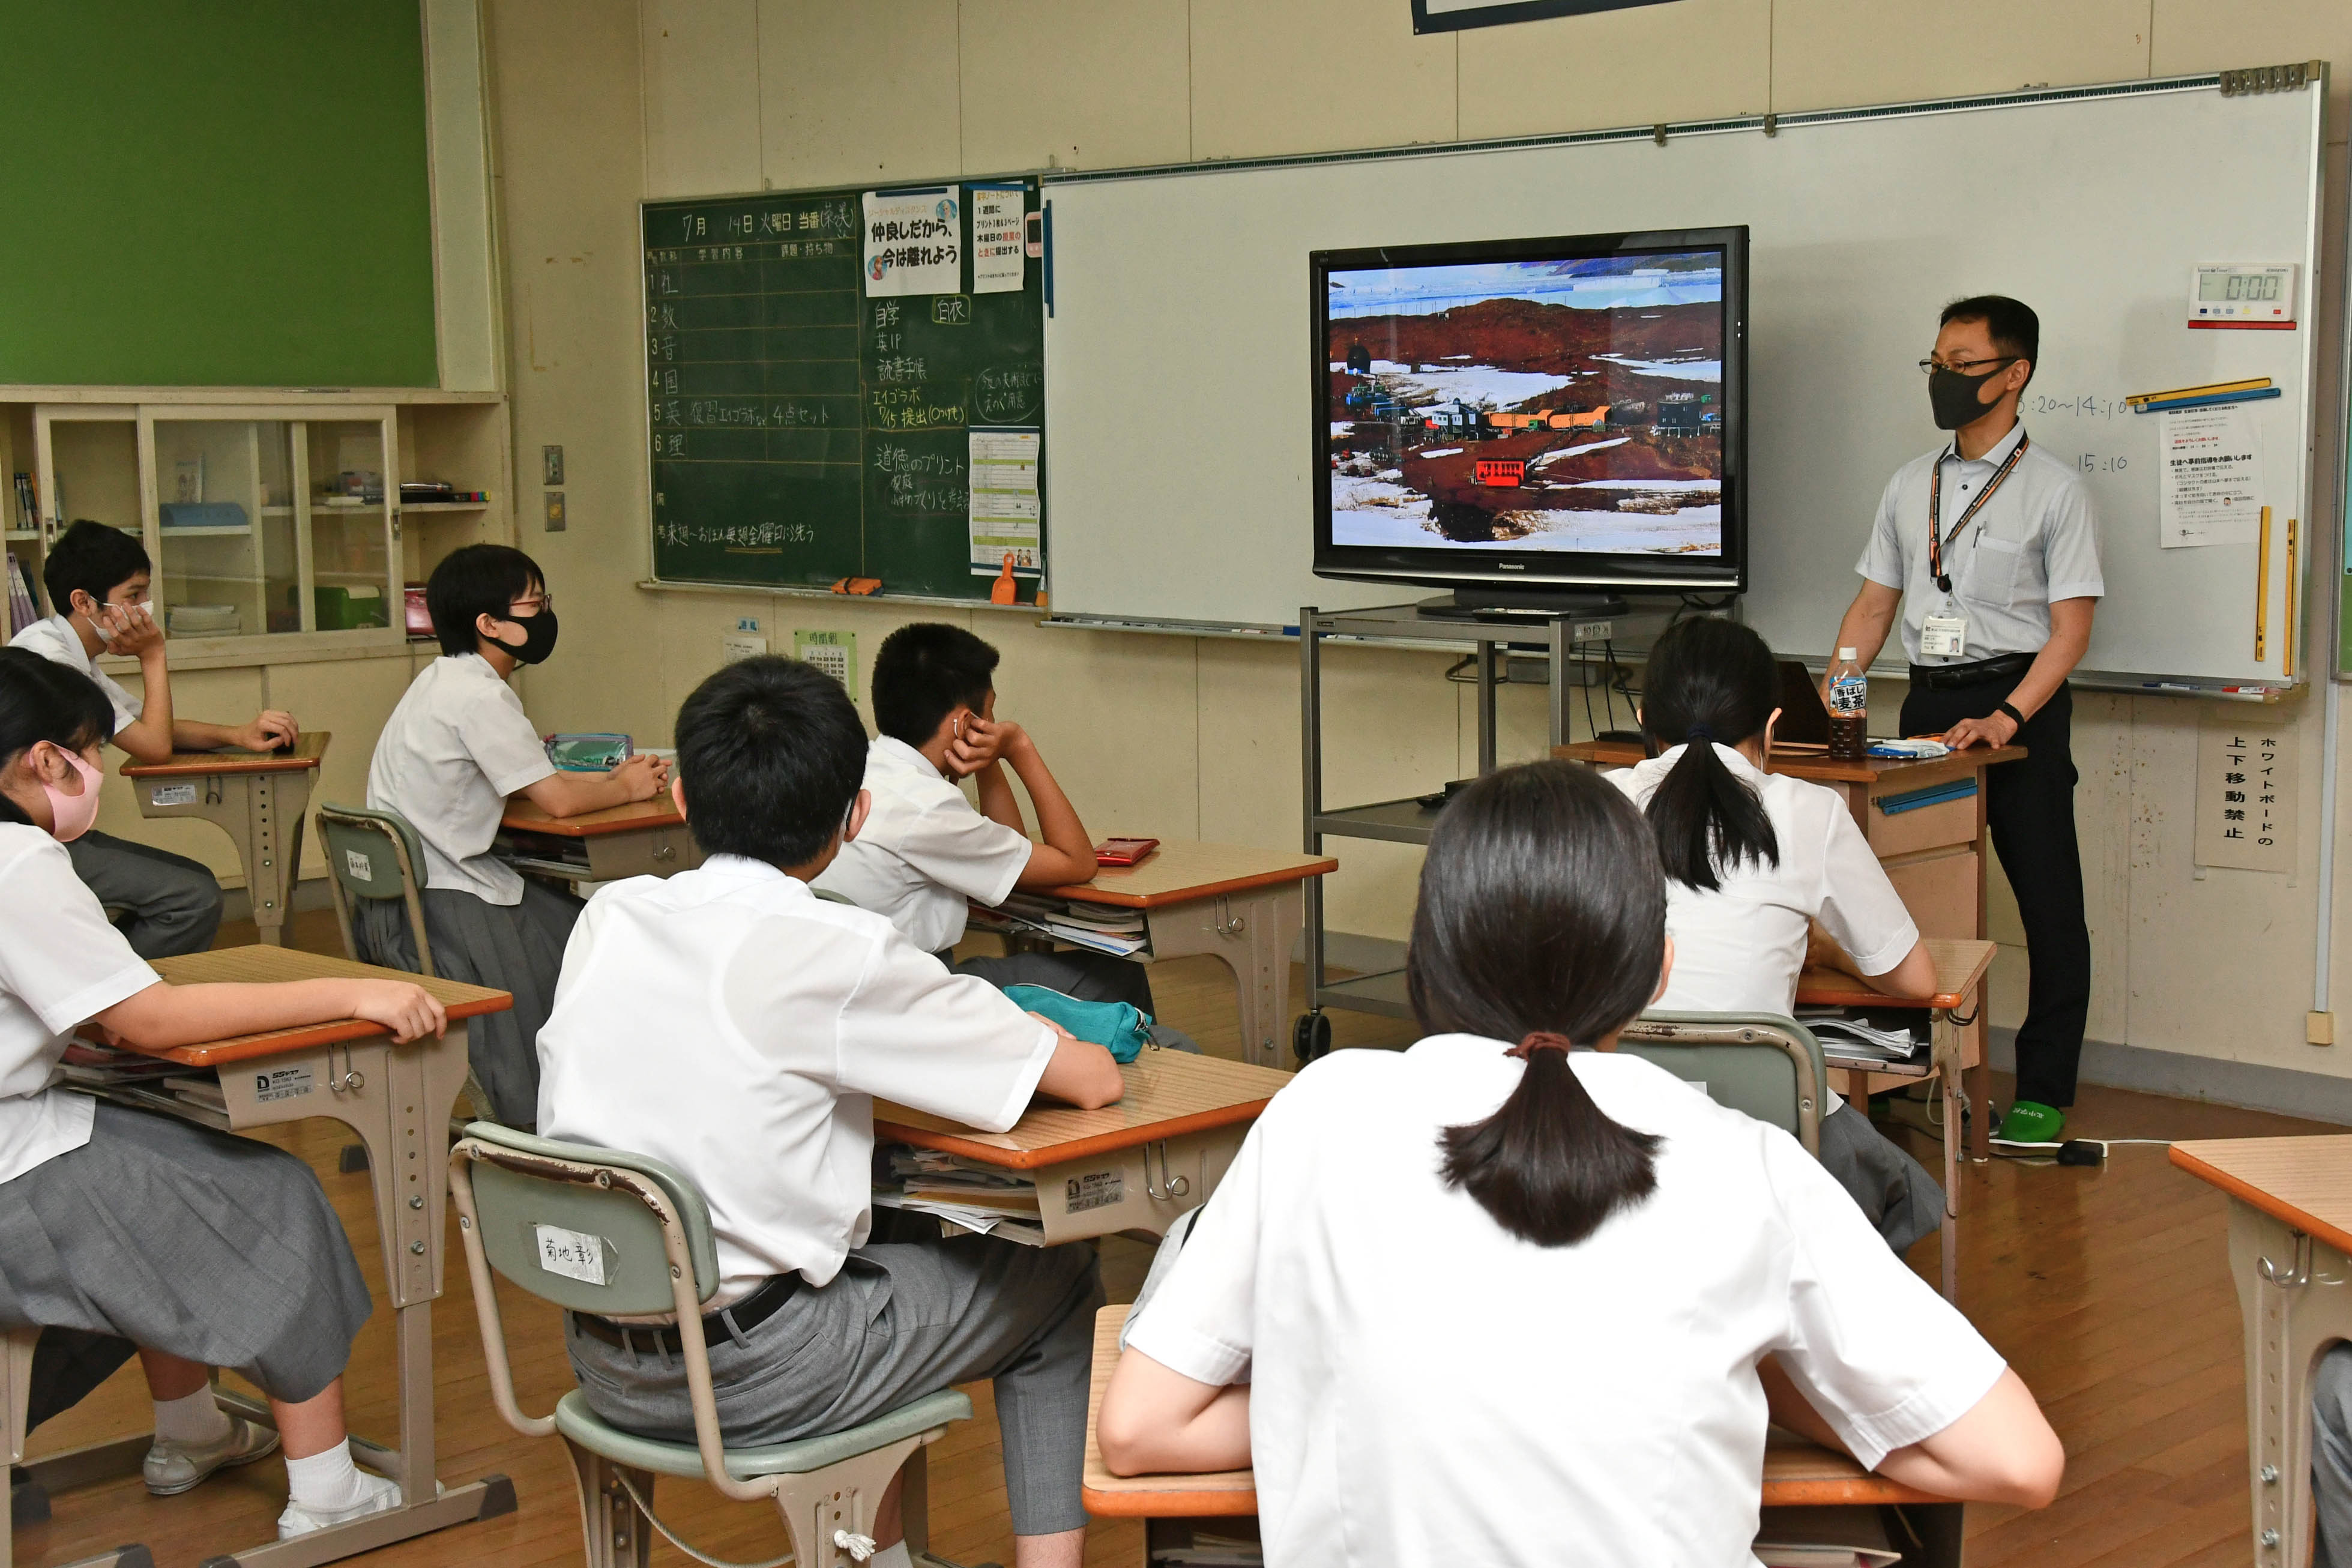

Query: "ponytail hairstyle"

xmin=0 ymin=648 xmax=113 ymax=828
xmin=1638 ymin=616 xmax=1781 ymax=893
xmin=1411 ymin=759 xmax=1668 ymax=1247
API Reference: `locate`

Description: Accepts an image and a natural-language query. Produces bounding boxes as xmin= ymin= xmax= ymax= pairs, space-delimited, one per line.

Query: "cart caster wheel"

xmin=1294 ymin=1010 xmax=1332 ymax=1064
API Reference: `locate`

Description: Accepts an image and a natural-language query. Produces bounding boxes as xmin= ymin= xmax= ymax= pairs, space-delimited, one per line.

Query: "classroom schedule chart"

xmin=642 ymin=182 xmax=1046 ymax=599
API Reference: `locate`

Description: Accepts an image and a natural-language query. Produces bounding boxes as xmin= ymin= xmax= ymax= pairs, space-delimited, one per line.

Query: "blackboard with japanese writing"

xmin=641 ymin=178 xmax=1045 ymax=601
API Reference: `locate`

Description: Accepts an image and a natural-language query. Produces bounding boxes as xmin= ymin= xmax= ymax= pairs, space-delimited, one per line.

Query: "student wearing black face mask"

xmin=1829 ymin=297 xmax=2103 ymax=1147
xmin=361 ymin=546 xmax=671 ymax=1125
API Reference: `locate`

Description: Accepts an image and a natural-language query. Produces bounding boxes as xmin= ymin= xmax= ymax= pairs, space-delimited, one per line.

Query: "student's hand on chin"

xmin=107 ymin=605 xmax=164 ymax=659
xmin=354 ymin=982 xmax=447 ymax=1043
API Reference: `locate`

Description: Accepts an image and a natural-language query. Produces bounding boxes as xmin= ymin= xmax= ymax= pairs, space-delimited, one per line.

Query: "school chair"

xmin=448 ymin=1124 xmax=972 ymax=1568
xmin=1618 ymin=1012 xmax=1826 ymax=1156
xmin=315 ymin=803 xmax=498 ymax=1138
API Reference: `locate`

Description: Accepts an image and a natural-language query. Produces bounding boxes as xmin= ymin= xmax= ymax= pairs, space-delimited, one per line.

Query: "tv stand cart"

xmin=1294 ymin=602 xmax=1676 ymax=1061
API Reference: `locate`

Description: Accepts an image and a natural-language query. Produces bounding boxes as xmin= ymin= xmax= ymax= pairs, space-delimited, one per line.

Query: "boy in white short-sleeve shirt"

xmin=363 ymin=546 xmax=669 ymax=1124
xmin=540 ymin=655 xmax=1123 ymax=1564
xmin=9 ymin=522 xmax=302 ymax=957
xmin=817 ymin=623 xmax=1158 ymax=1014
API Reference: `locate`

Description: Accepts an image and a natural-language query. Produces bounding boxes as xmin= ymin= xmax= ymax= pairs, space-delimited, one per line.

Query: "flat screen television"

xmin=1312 ymin=226 xmax=1747 ymax=609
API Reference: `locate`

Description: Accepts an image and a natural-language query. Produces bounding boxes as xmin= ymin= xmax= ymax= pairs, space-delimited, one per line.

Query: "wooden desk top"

xmin=138 ymin=947 xmax=510 ymax=1066
xmin=122 ymin=730 xmax=330 ymax=777
xmin=2171 ymin=1136 xmax=2352 ymax=1258
xmin=1793 ymin=938 xmax=1998 ymax=1013
xmin=875 ymin=1049 xmax=1290 ymax=1171
xmin=501 ymin=796 xmax=685 ymax=838
xmin=1079 ymin=1305 xmax=1949 ymax=1517
xmin=1555 ymin=738 xmax=2025 ymax=791
xmin=1040 ymin=838 xmax=1337 ymax=909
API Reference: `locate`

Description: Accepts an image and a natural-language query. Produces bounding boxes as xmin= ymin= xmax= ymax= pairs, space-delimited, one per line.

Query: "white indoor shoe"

xmin=276 ymin=1471 xmax=402 ymax=1539
xmin=141 ymin=1415 xmax=280 ymax=1496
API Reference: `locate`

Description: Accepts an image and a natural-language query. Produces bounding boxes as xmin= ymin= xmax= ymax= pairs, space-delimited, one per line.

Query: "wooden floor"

xmin=13 ymin=909 xmax=2324 ymax=1566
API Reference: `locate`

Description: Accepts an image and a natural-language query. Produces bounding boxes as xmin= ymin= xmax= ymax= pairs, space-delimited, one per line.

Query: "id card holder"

xmin=1920 ymin=614 xmax=1968 ymax=660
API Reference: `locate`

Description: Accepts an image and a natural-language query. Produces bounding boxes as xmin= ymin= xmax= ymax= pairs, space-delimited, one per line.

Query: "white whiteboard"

xmin=1042 ymin=78 xmax=2324 ymax=684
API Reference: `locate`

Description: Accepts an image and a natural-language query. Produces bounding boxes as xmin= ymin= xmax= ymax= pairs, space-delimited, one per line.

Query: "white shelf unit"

xmin=0 ymin=388 xmax=511 ymax=653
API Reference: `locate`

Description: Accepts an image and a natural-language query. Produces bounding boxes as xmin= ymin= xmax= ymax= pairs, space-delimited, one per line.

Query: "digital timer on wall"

xmin=2189 ymin=263 xmax=2298 ymax=329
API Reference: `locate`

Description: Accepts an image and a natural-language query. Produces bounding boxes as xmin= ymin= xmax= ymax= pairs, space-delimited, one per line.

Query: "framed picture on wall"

xmin=1411 ymin=0 xmax=1682 ymax=31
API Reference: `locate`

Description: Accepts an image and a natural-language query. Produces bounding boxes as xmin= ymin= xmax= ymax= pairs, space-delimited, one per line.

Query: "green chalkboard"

xmin=0 ymin=1 xmax=438 ymax=387
xmin=642 ymin=180 xmax=1046 ymax=602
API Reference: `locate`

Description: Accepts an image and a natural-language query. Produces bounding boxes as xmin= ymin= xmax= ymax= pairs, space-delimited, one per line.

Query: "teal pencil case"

xmin=1001 ymin=985 xmax=1152 ymax=1064
xmin=544 ymin=732 xmax=633 ymax=771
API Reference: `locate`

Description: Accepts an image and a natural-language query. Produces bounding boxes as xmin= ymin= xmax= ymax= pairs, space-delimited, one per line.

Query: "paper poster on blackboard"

xmin=2159 ymin=405 xmax=2263 ymax=548
xmin=863 ymin=187 xmax=961 ymax=297
xmin=972 ymin=184 xmax=1025 ymax=294
xmin=969 ymin=429 xmax=1041 ymax=575
xmin=644 ymin=176 xmax=1045 ymax=602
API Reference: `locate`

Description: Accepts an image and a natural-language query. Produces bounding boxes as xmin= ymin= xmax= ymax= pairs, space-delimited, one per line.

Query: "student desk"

xmin=874 ymin=1048 xmax=1292 ymax=1246
xmin=1555 ymin=738 xmax=2022 ymax=945
xmin=1036 ymin=841 xmax=1338 ymax=1069
xmin=496 ymin=795 xmax=704 ymax=884
xmin=20 ymin=948 xmax=515 ymax=1568
xmin=1797 ymin=937 xmax=1998 ymax=1304
xmin=1079 ymin=1305 xmax=1966 ymax=1566
xmin=121 ymin=732 xmax=330 ymax=947
xmin=2170 ymin=1136 xmax=2352 ymax=1568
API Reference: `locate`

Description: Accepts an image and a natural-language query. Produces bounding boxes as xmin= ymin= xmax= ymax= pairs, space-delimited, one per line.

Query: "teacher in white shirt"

xmin=1830 ymin=295 xmax=2103 ymax=1146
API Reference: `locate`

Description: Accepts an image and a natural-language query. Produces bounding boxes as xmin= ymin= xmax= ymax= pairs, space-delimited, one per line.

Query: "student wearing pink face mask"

xmin=0 ymin=647 xmax=445 ymax=1539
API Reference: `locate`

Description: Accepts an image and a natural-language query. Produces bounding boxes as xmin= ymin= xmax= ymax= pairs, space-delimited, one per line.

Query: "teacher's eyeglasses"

xmin=1917 ymin=355 xmax=2020 ymax=376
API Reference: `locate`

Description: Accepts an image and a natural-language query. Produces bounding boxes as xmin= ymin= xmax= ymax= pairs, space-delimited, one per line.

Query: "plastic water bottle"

xmin=1826 ymin=647 xmax=1869 ymax=761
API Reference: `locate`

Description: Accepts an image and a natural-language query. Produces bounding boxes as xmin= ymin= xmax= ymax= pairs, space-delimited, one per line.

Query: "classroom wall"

xmin=0 ymin=1 xmax=440 ymax=387
xmin=485 ymin=0 xmax=2352 ymax=1096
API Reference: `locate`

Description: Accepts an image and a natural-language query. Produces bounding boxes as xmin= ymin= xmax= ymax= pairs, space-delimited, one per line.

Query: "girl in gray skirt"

xmin=0 ymin=648 xmax=447 ymax=1540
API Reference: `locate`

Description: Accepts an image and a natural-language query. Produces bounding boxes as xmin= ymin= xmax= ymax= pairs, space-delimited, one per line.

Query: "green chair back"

xmin=1617 ymin=1011 xmax=1826 ymax=1156
xmin=315 ymin=802 xmax=436 ymax=977
xmin=452 ymin=1123 xmax=722 ymax=1316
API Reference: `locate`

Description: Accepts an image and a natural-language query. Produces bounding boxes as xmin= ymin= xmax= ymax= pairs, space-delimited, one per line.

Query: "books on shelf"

xmin=876 ymin=1147 xmax=1046 ymax=1245
xmin=974 ymin=894 xmax=1148 ymax=957
xmin=5 ymin=553 xmax=37 ymax=630
xmin=1753 ymin=1506 xmax=1901 ymax=1567
xmin=11 ymin=472 xmax=37 ymax=532
xmin=1796 ymin=1009 xmax=1926 ymax=1063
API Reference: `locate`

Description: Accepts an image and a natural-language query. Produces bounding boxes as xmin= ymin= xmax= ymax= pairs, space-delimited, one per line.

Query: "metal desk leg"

xmin=1932 ymin=1007 xmax=1964 ymax=1303
xmin=189 ymin=1025 xmax=510 ymax=1566
xmin=1144 ymin=885 xmax=1302 ymax=1069
xmin=2228 ymin=1203 xmax=2352 ymax=1568
xmin=134 ymin=770 xmax=312 ymax=947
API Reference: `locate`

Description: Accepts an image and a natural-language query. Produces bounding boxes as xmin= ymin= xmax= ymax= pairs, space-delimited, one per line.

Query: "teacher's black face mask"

xmin=492 ymin=608 xmax=560 ymax=665
xmin=1928 ymin=364 xmax=2010 ymax=430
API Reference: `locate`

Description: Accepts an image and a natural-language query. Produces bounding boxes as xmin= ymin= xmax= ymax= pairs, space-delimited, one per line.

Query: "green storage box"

xmin=313 ymin=583 xmax=389 ymax=630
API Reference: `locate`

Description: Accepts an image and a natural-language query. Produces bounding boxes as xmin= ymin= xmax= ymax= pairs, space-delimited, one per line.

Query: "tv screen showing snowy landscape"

xmin=1323 ymin=249 xmax=1726 ymax=558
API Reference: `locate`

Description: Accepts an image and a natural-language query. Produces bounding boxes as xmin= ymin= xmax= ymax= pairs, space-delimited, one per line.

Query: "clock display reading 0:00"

xmin=2202 ymin=271 xmax=2283 ymax=303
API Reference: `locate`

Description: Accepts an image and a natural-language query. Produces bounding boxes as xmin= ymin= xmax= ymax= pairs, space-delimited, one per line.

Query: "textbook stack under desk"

xmin=875 ymin=1048 xmax=1291 ymax=1247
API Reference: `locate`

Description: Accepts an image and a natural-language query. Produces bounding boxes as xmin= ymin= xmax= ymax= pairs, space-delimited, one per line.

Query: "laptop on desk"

xmin=1773 ymin=660 xmax=1832 ymax=753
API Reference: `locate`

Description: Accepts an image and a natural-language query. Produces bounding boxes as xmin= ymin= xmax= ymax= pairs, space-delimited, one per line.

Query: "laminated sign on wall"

xmin=2194 ymin=714 xmax=2297 ymax=873
xmin=863 ymin=187 xmax=960 ymax=297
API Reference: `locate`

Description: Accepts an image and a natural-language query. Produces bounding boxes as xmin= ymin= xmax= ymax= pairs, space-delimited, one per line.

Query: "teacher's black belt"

xmin=1908 ymin=652 xmax=2033 ymax=691
xmin=570 ymin=1270 xmax=801 ymax=1355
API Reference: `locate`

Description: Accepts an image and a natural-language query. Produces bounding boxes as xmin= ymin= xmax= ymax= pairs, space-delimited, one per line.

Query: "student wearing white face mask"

xmin=8 ymin=521 xmax=300 ymax=957
xmin=1605 ymin=615 xmax=1946 ymax=1252
xmin=0 ymin=647 xmax=447 ymax=1539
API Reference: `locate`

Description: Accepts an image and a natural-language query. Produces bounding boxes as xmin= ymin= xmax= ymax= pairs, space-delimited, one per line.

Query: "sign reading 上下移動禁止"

xmin=863 ymin=187 xmax=962 ymax=298
xmin=2195 ymin=713 xmax=2297 ymax=873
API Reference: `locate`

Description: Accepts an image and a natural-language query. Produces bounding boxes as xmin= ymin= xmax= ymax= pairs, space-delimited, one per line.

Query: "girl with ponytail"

xmin=1611 ymin=617 xmax=1946 ymax=1253
xmin=1099 ymin=760 xmax=2061 ymax=1565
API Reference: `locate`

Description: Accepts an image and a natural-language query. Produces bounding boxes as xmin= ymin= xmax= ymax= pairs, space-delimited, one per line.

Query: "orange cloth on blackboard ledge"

xmin=990 ymin=554 xmax=1018 ymax=605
